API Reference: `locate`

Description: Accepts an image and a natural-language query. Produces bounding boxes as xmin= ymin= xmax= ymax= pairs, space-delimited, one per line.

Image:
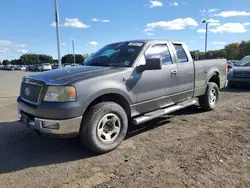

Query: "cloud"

xmin=147 ymin=32 xmax=155 ymax=36
xmin=146 ymin=17 xmax=198 ymax=30
xmin=208 ymin=8 xmax=219 ymax=13
xmin=64 ymin=18 xmax=90 ymax=28
xmin=243 ymin=23 xmax=250 ymax=26
xmin=17 ymin=44 xmax=26 ymax=48
xmin=207 ymin=19 xmax=221 ymax=26
xmin=213 ymin=41 xmax=226 ymax=45
xmin=149 ymin=0 xmax=163 ymax=8
xmin=92 ymin=18 xmax=100 ymax=22
xmin=144 ymin=28 xmax=153 ymax=32
xmin=17 ymin=49 xmax=28 ymax=53
xmin=197 ymin=28 xmax=206 ymax=33
xmin=215 ymin=11 xmax=250 ymax=17
xmin=61 ymin=43 xmax=66 ymax=46
xmin=210 ymin=23 xmax=247 ymax=33
xmin=199 ymin=9 xmax=206 ymax=13
xmin=88 ymin=41 xmax=99 ymax=46
xmin=51 ymin=18 xmax=90 ymax=28
xmin=101 ymin=20 xmax=111 ymax=23
xmin=170 ymin=2 xmax=178 ymax=6
xmin=0 ymin=48 xmax=8 ymax=53
xmin=0 ymin=40 xmax=11 ymax=46
xmin=91 ymin=18 xmax=110 ymax=23
xmin=189 ymin=41 xmax=196 ymax=43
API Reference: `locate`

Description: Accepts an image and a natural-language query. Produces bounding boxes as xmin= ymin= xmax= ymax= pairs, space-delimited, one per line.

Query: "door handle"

xmin=171 ymin=70 xmax=178 ymax=76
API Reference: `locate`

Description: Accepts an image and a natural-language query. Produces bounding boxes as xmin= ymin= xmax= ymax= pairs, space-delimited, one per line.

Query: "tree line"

xmin=1 ymin=40 xmax=249 ymax=66
xmin=0 ymin=53 xmax=90 ymax=66
xmin=190 ymin=40 xmax=250 ymax=60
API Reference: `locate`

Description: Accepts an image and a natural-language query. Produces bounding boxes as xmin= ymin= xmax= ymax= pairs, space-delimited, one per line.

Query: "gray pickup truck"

xmin=17 ymin=40 xmax=228 ymax=153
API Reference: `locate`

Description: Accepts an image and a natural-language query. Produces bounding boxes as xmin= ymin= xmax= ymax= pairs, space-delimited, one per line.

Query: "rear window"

xmin=174 ymin=44 xmax=188 ymax=63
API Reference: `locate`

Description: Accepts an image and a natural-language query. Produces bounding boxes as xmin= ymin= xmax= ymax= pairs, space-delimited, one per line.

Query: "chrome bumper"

xmin=18 ymin=108 xmax=82 ymax=137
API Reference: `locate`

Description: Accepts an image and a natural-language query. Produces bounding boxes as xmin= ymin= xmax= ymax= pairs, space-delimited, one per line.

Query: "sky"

xmin=0 ymin=0 xmax=250 ymax=61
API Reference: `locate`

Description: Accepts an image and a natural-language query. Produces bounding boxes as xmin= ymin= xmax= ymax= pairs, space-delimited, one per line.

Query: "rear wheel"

xmin=199 ymin=82 xmax=219 ymax=111
xmin=80 ymin=102 xmax=128 ymax=154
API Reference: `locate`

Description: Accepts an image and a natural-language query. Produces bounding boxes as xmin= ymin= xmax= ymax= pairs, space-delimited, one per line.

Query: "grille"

xmin=21 ymin=82 xmax=42 ymax=104
xmin=233 ymin=73 xmax=250 ymax=78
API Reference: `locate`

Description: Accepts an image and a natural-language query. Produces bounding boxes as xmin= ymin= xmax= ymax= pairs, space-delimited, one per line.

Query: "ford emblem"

xmin=25 ymin=88 xmax=31 ymax=96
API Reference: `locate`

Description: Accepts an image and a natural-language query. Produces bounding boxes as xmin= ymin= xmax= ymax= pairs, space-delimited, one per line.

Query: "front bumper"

xmin=227 ymin=74 xmax=250 ymax=86
xmin=18 ymin=108 xmax=82 ymax=137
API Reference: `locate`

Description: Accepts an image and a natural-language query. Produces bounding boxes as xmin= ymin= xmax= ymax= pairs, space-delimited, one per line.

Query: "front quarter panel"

xmin=73 ymin=70 xmax=135 ymax=115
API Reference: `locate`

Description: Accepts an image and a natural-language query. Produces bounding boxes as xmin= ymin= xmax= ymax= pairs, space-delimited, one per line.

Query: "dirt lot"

xmin=0 ymin=70 xmax=250 ymax=188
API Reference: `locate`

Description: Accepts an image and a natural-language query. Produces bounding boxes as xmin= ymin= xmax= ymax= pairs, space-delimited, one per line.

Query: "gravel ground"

xmin=0 ymin=70 xmax=250 ymax=188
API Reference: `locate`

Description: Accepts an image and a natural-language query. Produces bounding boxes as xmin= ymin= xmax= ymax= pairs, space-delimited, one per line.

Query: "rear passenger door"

xmin=172 ymin=42 xmax=195 ymax=102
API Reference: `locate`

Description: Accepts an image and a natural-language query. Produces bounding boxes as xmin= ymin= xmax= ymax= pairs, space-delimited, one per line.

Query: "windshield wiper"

xmin=88 ymin=62 xmax=114 ymax=67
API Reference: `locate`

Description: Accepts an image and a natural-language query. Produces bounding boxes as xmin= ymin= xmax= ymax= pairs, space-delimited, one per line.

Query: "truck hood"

xmin=26 ymin=66 xmax=127 ymax=84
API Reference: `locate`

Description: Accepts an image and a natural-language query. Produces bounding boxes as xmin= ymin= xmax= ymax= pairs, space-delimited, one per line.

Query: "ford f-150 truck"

xmin=17 ymin=40 xmax=228 ymax=153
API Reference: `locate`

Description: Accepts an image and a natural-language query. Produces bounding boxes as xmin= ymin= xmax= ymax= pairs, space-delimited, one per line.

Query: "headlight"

xmin=228 ymin=68 xmax=234 ymax=74
xmin=44 ymin=86 xmax=76 ymax=102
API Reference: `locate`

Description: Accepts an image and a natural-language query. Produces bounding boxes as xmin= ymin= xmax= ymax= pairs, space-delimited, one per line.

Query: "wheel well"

xmin=85 ymin=94 xmax=131 ymax=117
xmin=208 ymin=72 xmax=220 ymax=88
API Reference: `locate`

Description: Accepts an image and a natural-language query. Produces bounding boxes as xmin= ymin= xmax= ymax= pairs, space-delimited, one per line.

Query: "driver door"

xmin=131 ymin=43 xmax=179 ymax=114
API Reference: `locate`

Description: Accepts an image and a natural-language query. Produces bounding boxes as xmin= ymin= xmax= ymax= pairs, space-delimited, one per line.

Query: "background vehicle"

xmin=39 ymin=63 xmax=52 ymax=71
xmin=7 ymin=65 xmax=14 ymax=71
xmin=227 ymin=60 xmax=240 ymax=70
xmin=17 ymin=40 xmax=227 ymax=154
xmin=71 ymin=63 xmax=80 ymax=67
xmin=20 ymin=65 xmax=26 ymax=71
xmin=63 ymin=63 xmax=71 ymax=68
xmin=227 ymin=55 xmax=250 ymax=87
xmin=52 ymin=64 xmax=59 ymax=69
xmin=14 ymin=65 xmax=21 ymax=70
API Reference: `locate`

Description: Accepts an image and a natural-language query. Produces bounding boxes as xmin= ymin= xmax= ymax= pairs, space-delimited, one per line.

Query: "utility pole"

xmin=71 ymin=38 xmax=75 ymax=64
xmin=54 ymin=0 xmax=62 ymax=68
xmin=202 ymin=19 xmax=210 ymax=59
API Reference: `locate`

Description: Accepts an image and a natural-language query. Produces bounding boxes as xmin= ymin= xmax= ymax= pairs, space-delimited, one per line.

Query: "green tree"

xmin=39 ymin=54 xmax=53 ymax=64
xmin=10 ymin=59 xmax=21 ymax=65
xmin=225 ymin=43 xmax=240 ymax=60
xmin=75 ymin=54 xmax=85 ymax=64
xmin=2 ymin=59 xmax=10 ymax=66
xmin=61 ymin=54 xmax=74 ymax=64
xmin=61 ymin=54 xmax=85 ymax=64
xmin=239 ymin=40 xmax=250 ymax=59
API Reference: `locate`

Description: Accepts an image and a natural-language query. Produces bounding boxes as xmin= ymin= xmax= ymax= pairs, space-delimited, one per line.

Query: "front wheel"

xmin=199 ymin=82 xmax=219 ymax=111
xmin=80 ymin=102 xmax=128 ymax=154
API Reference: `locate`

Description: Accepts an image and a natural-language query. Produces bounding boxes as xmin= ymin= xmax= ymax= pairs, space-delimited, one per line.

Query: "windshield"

xmin=236 ymin=56 xmax=250 ymax=67
xmin=84 ymin=41 xmax=145 ymax=67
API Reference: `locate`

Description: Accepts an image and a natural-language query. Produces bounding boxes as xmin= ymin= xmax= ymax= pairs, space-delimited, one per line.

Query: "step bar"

xmin=132 ymin=99 xmax=198 ymax=125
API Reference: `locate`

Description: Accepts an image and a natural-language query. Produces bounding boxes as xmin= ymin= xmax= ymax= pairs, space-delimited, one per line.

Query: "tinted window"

xmin=174 ymin=44 xmax=188 ymax=63
xmin=145 ymin=44 xmax=172 ymax=65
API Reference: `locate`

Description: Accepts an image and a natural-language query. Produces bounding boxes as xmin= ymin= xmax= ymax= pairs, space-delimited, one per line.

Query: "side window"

xmin=145 ymin=44 xmax=172 ymax=65
xmin=174 ymin=44 xmax=189 ymax=63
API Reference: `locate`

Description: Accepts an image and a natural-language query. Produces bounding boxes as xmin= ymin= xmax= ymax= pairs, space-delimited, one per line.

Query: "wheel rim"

xmin=209 ymin=88 xmax=217 ymax=105
xmin=97 ymin=113 xmax=121 ymax=144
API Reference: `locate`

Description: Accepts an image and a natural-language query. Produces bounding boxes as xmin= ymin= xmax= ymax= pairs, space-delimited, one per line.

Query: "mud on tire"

xmin=80 ymin=102 xmax=128 ymax=154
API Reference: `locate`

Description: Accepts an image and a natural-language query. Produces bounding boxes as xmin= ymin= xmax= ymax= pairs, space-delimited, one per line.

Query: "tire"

xmin=80 ymin=102 xmax=128 ymax=154
xmin=199 ymin=82 xmax=219 ymax=111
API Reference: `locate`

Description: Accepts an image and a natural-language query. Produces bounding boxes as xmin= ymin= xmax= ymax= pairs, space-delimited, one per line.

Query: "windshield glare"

xmin=236 ymin=56 xmax=250 ymax=67
xmin=84 ymin=42 xmax=145 ymax=67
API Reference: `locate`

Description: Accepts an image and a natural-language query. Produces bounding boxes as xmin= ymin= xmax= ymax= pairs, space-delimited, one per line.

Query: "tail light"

xmin=225 ymin=64 xmax=228 ymax=74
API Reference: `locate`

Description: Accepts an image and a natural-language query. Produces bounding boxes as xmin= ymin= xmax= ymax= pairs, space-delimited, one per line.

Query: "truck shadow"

xmin=0 ymin=121 xmax=94 ymax=174
xmin=0 ymin=105 xmax=203 ymax=174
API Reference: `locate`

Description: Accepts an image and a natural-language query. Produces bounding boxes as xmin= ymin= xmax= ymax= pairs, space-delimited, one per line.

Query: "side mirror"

xmin=145 ymin=58 xmax=162 ymax=70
